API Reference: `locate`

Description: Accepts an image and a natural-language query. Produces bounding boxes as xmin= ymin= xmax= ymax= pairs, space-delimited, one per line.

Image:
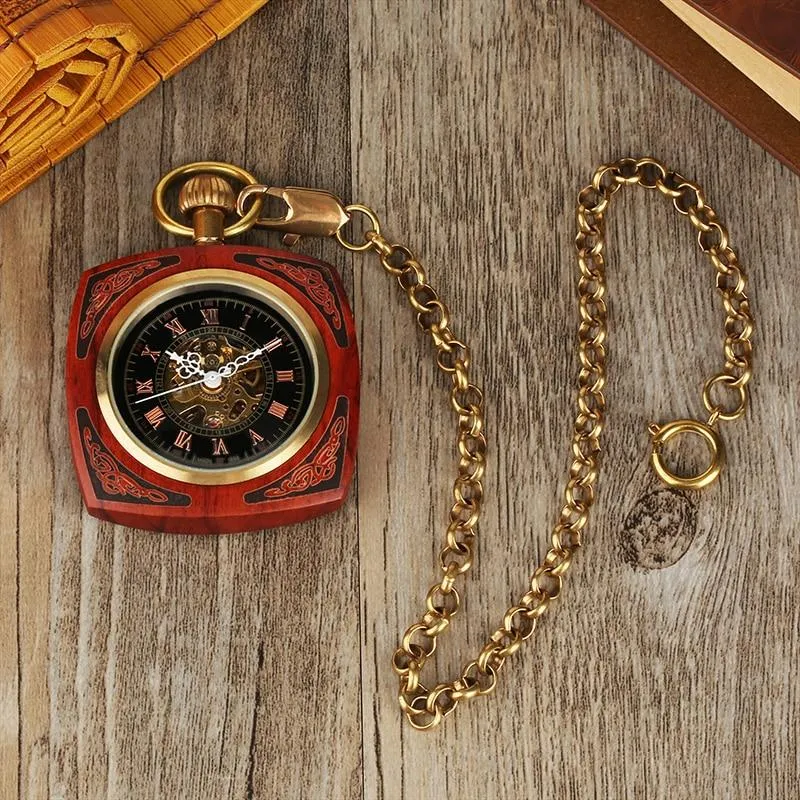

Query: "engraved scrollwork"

xmin=77 ymin=255 xmax=180 ymax=356
xmin=82 ymin=426 xmax=169 ymax=504
xmin=80 ymin=260 xmax=165 ymax=340
xmin=255 ymin=256 xmax=342 ymax=329
xmin=264 ymin=416 xmax=346 ymax=498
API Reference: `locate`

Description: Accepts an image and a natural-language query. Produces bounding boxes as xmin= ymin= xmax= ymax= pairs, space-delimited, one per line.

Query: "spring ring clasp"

xmin=648 ymin=419 xmax=726 ymax=490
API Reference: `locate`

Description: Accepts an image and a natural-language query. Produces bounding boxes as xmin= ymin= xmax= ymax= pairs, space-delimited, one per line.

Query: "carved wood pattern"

xmin=264 ymin=417 xmax=345 ymax=497
xmin=78 ymin=408 xmax=189 ymax=506
xmin=77 ymin=254 xmax=180 ymax=357
xmin=235 ymin=252 xmax=350 ymax=347
xmin=261 ymin=258 xmax=342 ymax=330
xmin=245 ymin=398 xmax=349 ymax=503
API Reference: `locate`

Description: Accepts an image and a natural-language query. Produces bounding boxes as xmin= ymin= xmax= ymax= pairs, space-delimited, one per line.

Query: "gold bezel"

xmin=96 ymin=268 xmax=329 ymax=486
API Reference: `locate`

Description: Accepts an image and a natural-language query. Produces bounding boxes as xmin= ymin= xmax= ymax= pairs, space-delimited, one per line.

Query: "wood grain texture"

xmin=1 ymin=0 xmax=798 ymax=798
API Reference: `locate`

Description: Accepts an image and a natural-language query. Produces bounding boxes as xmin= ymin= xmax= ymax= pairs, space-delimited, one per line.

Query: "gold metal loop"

xmin=335 ymin=204 xmax=382 ymax=252
xmin=152 ymin=161 xmax=263 ymax=239
xmin=702 ymin=373 xmax=747 ymax=421
xmin=649 ymin=419 xmax=726 ymax=490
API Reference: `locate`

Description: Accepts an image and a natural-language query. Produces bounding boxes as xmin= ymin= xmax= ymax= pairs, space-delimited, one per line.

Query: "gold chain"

xmin=215 ymin=156 xmax=752 ymax=729
xmin=334 ymin=157 xmax=753 ymax=729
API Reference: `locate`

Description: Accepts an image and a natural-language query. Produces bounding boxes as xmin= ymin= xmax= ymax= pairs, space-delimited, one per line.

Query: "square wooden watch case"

xmin=66 ymin=244 xmax=359 ymax=534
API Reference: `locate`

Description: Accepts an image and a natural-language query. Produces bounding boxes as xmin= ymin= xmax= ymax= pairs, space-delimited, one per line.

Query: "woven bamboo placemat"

xmin=0 ymin=0 xmax=268 ymax=204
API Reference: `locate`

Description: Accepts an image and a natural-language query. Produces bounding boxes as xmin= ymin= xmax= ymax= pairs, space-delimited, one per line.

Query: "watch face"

xmin=101 ymin=275 xmax=327 ymax=483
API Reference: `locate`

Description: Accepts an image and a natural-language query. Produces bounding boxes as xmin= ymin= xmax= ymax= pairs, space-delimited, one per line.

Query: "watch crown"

xmin=177 ymin=174 xmax=237 ymax=244
xmin=178 ymin=174 xmax=236 ymax=217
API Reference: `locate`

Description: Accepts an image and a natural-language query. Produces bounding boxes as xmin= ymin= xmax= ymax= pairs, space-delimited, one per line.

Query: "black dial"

xmin=110 ymin=287 xmax=315 ymax=471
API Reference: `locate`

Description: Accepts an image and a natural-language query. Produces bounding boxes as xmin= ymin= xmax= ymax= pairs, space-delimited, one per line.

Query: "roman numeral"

xmin=249 ymin=428 xmax=264 ymax=447
xmin=268 ymin=401 xmax=289 ymax=419
xmin=173 ymin=430 xmax=192 ymax=451
xmin=201 ymin=308 xmax=219 ymax=326
xmin=164 ymin=317 xmax=187 ymax=337
xmin=212 ymin=438 xmax=228 ymax=456
xmin=264 ymin=337 xmax=282 ymax=353
xmin=135 ymin=379 xmax=154 ymax=395
xmin=239 ymin=312 xmax=251 ymax=331
xmin=143 ymin=406 xmax=166 ymax=429
xmin=276 ymin=369 xmax=294 ymax=382
xmin=141 ymin=346 xmax=160 ymax=363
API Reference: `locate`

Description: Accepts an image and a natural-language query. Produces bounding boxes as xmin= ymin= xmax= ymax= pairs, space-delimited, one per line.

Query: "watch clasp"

xmin=236 ymin=185 xmax=350 ymax=247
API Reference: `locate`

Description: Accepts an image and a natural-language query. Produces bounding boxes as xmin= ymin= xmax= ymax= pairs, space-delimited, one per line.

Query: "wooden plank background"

xmin=1 ymin=0 xmax=798 ymax=797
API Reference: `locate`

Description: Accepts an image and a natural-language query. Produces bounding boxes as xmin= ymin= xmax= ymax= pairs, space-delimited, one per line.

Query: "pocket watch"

xmin=67 ymin=163 xmax=359 ymax=534
xmin=66 ymin=157 xmax=754 ymax=729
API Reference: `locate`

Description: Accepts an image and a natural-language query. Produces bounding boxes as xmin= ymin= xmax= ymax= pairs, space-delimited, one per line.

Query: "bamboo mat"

xmin=0 ymin=0 xmax=268 ymax=204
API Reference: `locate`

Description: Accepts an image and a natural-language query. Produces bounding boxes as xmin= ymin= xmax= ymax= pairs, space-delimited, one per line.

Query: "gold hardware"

xmin=152 ymin=162 xmax=263 ymax=240
xmin=326 ymin=156 xmax=753 ymax=730
xmin=236 ymin=184 xmax=350 ymax=246
xmin=648 ymin=419 xmax=725 ymax=490
xmin=703 ymin=372 xmax=748 ymax=421
xmin=335 ymin=204 xmax=382 ymax=252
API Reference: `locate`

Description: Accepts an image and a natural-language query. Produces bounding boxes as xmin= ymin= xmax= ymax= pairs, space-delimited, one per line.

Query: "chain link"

xmin=342 ymin=157 xmax=753 ymax=729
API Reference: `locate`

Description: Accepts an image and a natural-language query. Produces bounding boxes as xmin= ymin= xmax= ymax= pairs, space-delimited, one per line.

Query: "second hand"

xmin=133 ymin=373 xmax=218 ymax=404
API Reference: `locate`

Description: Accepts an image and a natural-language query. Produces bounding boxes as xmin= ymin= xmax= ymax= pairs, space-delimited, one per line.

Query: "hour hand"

xmin=166 ymin=349 xmax=204 ymax=379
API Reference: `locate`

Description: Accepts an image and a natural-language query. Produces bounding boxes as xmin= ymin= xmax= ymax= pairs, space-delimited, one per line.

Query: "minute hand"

xmin=216 ymin=345 xmax=271 ymax=378
xmin=135 ymin=345 xmax=271 ymax=405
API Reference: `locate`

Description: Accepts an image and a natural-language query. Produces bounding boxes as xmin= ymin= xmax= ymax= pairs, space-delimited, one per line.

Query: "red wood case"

xmin=66 ymin=245 xmax=359 ymax=534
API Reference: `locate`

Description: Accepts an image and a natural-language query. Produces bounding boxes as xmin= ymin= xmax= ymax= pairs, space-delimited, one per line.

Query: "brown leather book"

xmin=582 ymin=0 xmax=800 ymax=176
